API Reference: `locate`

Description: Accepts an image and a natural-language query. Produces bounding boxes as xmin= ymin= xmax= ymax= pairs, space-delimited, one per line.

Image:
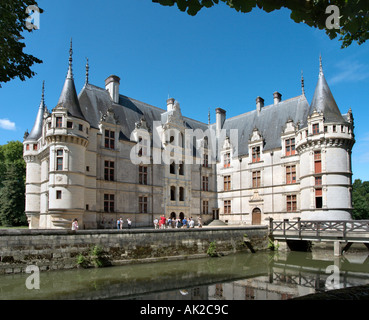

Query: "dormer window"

xmin=56 ymin=117 xmax=63 ymax=128
xmin=105 ymin=129 xmax=115 ymax=149
xmin=312 ymin=123 xmax=319 ymax=135
xmin=67 ymin=121 xmax=73 ymax=129
xmin=285 ymin=138 xmax=295 ymax=156
xmin=252 ymin=146 xmax=260 ymax=163
xmin=224 ymin=152 xmax=230 ymax=168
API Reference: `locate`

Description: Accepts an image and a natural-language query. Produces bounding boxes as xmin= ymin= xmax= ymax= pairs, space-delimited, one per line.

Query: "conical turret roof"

xmin=25 ymin=81 xmax=46 ymax=141
xmin=308 ymin=56 xmax=346 ymax=123
xmin=55 ymin=40 xmax=86 ymax=121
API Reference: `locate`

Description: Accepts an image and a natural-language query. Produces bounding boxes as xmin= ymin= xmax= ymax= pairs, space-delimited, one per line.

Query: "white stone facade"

xmin=23 ymin=53 xmax=355 ymax=229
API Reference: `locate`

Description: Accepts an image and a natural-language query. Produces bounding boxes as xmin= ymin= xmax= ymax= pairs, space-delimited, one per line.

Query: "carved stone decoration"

xmin=100 ymin=106 xmax=120 ymax=125
xmin=135 ymin=116 xmax=150 ymax=132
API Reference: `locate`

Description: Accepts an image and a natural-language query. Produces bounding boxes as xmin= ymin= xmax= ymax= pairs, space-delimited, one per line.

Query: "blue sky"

xmin=1 ymin=0 xmax=368 ymax=181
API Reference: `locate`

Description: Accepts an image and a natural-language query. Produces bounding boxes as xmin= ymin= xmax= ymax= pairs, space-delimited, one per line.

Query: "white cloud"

xmin=330 ymin=60 xmax=369 ymax=85
xmin=0 ymin=118 xmax=16 ymax=131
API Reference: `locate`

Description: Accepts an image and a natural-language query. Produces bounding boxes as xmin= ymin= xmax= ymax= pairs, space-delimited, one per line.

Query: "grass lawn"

xmin=0 ymin=225 xmax=28 ymax=229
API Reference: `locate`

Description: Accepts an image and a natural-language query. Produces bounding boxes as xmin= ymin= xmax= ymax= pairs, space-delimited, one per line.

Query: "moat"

xmin=1 ymin=246 xmax=369 ymax=300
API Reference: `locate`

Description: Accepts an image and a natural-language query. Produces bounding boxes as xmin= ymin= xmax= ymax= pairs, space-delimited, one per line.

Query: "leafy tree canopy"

xmin=352 ymin=179 xmax=369 ymax=220
xmin=0 ymin=0 xmax=43 ymax=87
xmin=153 ymin=0 xmax=369 ymax=48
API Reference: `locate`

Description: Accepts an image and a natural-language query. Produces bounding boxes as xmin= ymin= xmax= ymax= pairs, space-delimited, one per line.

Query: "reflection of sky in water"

xmin=1 ymin=249 xmax=369 ymax=300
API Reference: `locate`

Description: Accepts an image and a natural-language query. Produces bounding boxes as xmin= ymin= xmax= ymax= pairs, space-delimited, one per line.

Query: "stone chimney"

xmin=256 ymin=96 xmax=264 ymax=115
xmin=273 ymin=91 xmax=282 ymax=105
xmin=167 ymin=98 xmax=175 ymax=111
xmin=105 ymin=75 xmax=120 ymax=104
xmin=216 ymin=108 xmax=226 ymax=134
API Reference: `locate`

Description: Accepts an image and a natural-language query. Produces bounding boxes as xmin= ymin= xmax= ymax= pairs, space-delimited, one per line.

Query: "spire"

xmin=308 ymin=55 xmax=345 ymax=123
xmin=67 ymin=38 xmax=73 ymax=79
xmin=25 ymin=81 xmax=46 ymax=141
xmin=208 ymin=107 xmax=210 ymax=125
xmin=56 ymin=40 xmax=86 ymax=120
xmin=301 ymin=70 xmax=305 ymax=96
xmin=85 ymin=57 xmax=89 ymax=85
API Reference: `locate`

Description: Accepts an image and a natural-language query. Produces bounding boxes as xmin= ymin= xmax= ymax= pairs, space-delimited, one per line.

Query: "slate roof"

xmin=78 ymin=84 xmax=208 ymax=142
xmin=25 ymin=83 xmax=46 ymax=142
xmin=209 ymin=95 xmax=310 ymax=156
xmin=308 ymin=70 xmax=346 ymax=124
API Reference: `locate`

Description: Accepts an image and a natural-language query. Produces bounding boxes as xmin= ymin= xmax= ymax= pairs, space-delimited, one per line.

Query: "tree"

xmin=0 ymin=141 xmax=26 ymax=226
xmin=0 ymin=165 xmax=27 ymax=226
xmin=0 ymin=0 xmax=43 ymax=87
xmin=152 ymin=0 xmax=369 ymax=48
xmin=352 ymin=179 xmax=369 ymax=220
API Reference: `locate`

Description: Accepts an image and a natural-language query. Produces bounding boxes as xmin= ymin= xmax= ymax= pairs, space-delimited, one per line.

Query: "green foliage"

xmin=207 ymin=241 xmax=219 ymax=257
xmin=352 ymin=179 xmax=369 ymax=220
xmin=152 ymin=0 xmax=369 ymax=48
xmin=0 ymin=141 xmax=27 ymax=227
xmin=76 ymin=245 xmax=111 ymax=268
xmin=267 ymin=237 xmax=279 ymax=251
xmin=76 ymin=254 xmax=89 ymax=269
xmin=0 ymin=0 xmax=43 ymax=87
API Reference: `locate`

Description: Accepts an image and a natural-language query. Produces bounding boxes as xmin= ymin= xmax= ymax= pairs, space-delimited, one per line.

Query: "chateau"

xmin=23 ymin=44 xmax=355 ymax=229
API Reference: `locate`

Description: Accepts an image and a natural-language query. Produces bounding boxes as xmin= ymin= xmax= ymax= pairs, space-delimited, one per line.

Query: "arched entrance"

xmin=170 ymin=212 xmax=176 ymax=219
xmin=252 ymin=208 xmax=261 ymax=225
xmin=179 ymin=212 xmax=184 ymax=220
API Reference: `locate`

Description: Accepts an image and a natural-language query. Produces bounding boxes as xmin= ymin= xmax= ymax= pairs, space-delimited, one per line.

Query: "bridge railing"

xmin=269 ymin=218 xmax=369 ymax=239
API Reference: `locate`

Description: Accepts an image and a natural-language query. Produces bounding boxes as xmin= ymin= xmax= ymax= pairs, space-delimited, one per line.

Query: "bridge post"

xmin=269 ymin=218 xmax=274 ymax=233
xmin=334 ymin=241 xmax=342 ymax=256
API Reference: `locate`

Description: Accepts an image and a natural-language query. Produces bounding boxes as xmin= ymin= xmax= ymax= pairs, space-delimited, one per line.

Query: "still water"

xmin=1 ymin=248 xmax=369 ymax=300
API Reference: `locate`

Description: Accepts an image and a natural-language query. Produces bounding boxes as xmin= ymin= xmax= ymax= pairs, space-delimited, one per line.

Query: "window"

xmin=56 ymin=150 xmax=63 ymax=171
xmin=202 ymin=176 xmax=209 ymax=191
xmin=286 ymin=195 xmax=297 ymax=212
xmin=56 ymin=117 xmax=63 ymax=128
xmin=333 ymin=125 xmax=336 ymax=132
xmin=315 ymin=188 xmax=322 ymax=208
xmin=86 ymin=204 xmax=89 ymax=211
xmin=252 ymin=146 xmax=261 ymax=163
xmin=224 ymin=200 xmax=231 ymax=214
xmin=315 ymin=176 xmax=322 ymax=186
xmin=67 ymin=121 xmax=73 ymax=129
xmin=286 ymin=165 xmax=296 ymax=184
xmin=56 ymin=190 xmax=62 ymax=199
xmin=314 ymin=151 xmax=321 ymax=173
xmin=285 ymin=138 xmax=295 ymax=156
xmin=202 ymin=200 xmax=209 ymax=214
xmin=139 ymin=196 xmax=148 ymax=213
xmin=170 ymin=161 xmax=175 ymax=174
xmin=48 ymin=122 xmax=51 ymax=129
xmin=139 ymin=165 xmax=148 ymax=185
xmin=170 ymin=186 xmax=176 ymax=201
xmin=312 ymin=123 xmax=319 ymax=135
xmin=104 ymin=129 xmax=115 ymax=149
xmin=179 ymin=163 xmax=184 ymax=175
xmin=138 ymin=137 xmax=148 ymax=157
xmin=33 ymin=144 xmax=38 ymax=151
xmin=26 ymin=144 xmax=30 ymax=151
xmin=79 ymin=124 xmax=83 ymax=131
xmin=104 ymin=194 xmax=114 ymax=212
xmin=86 ymin=166 xmax=90 ymax=172
xmin=224 ymin=175 xmax=231 ymax=191
xmin=179 ymin=187 xmax=185 ymax=201
xmin=252 ymin=171 xmax=261 ymax=188
xmin=324 ymin=126 xmax=328 ymax=133
xmin=104 ymin=160 xmax=114 ymax=181
xmin=224 ymin=152 xmax=230 ymax=168
xmin=203 ymin=154 xmax=209 ymax=167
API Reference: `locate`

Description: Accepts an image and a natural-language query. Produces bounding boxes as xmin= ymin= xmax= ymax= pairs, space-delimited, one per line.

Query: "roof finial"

xmin=301 ymin=70 xmax=305 ymax=96
xmin=208 ymin=107 xmax=211 ymax=125
xmin=67 ymin=38 xmax=73 ymax=79
xmin=85 ymin=57 xmax=89 ymax=85
xmin=41 ymin=80 xmax=45 ymax=103
xmin=319 ymin=53 xmax=323 ymax=75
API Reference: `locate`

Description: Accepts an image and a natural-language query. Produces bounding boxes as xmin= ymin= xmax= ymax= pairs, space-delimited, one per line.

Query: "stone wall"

xmin=0 ymin=225 xmax=268 ymax=274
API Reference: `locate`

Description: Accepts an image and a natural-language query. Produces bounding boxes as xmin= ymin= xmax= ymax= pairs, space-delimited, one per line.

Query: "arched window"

xmin=179 ymin=187 xmax=185 ymax=201
xmin=170 ymin=186 xmax=176 ymax=201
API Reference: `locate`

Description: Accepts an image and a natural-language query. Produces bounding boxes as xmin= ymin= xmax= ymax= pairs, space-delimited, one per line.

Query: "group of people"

xmin=116 ymin=218 xmax=132 ymax=229
xmin=153 ymin=215 xmax=202 ymax=229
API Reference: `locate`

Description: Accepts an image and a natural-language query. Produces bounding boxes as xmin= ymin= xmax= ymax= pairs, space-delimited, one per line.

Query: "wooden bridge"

xmin=269 ymin=218 xmax=369 ymax=256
